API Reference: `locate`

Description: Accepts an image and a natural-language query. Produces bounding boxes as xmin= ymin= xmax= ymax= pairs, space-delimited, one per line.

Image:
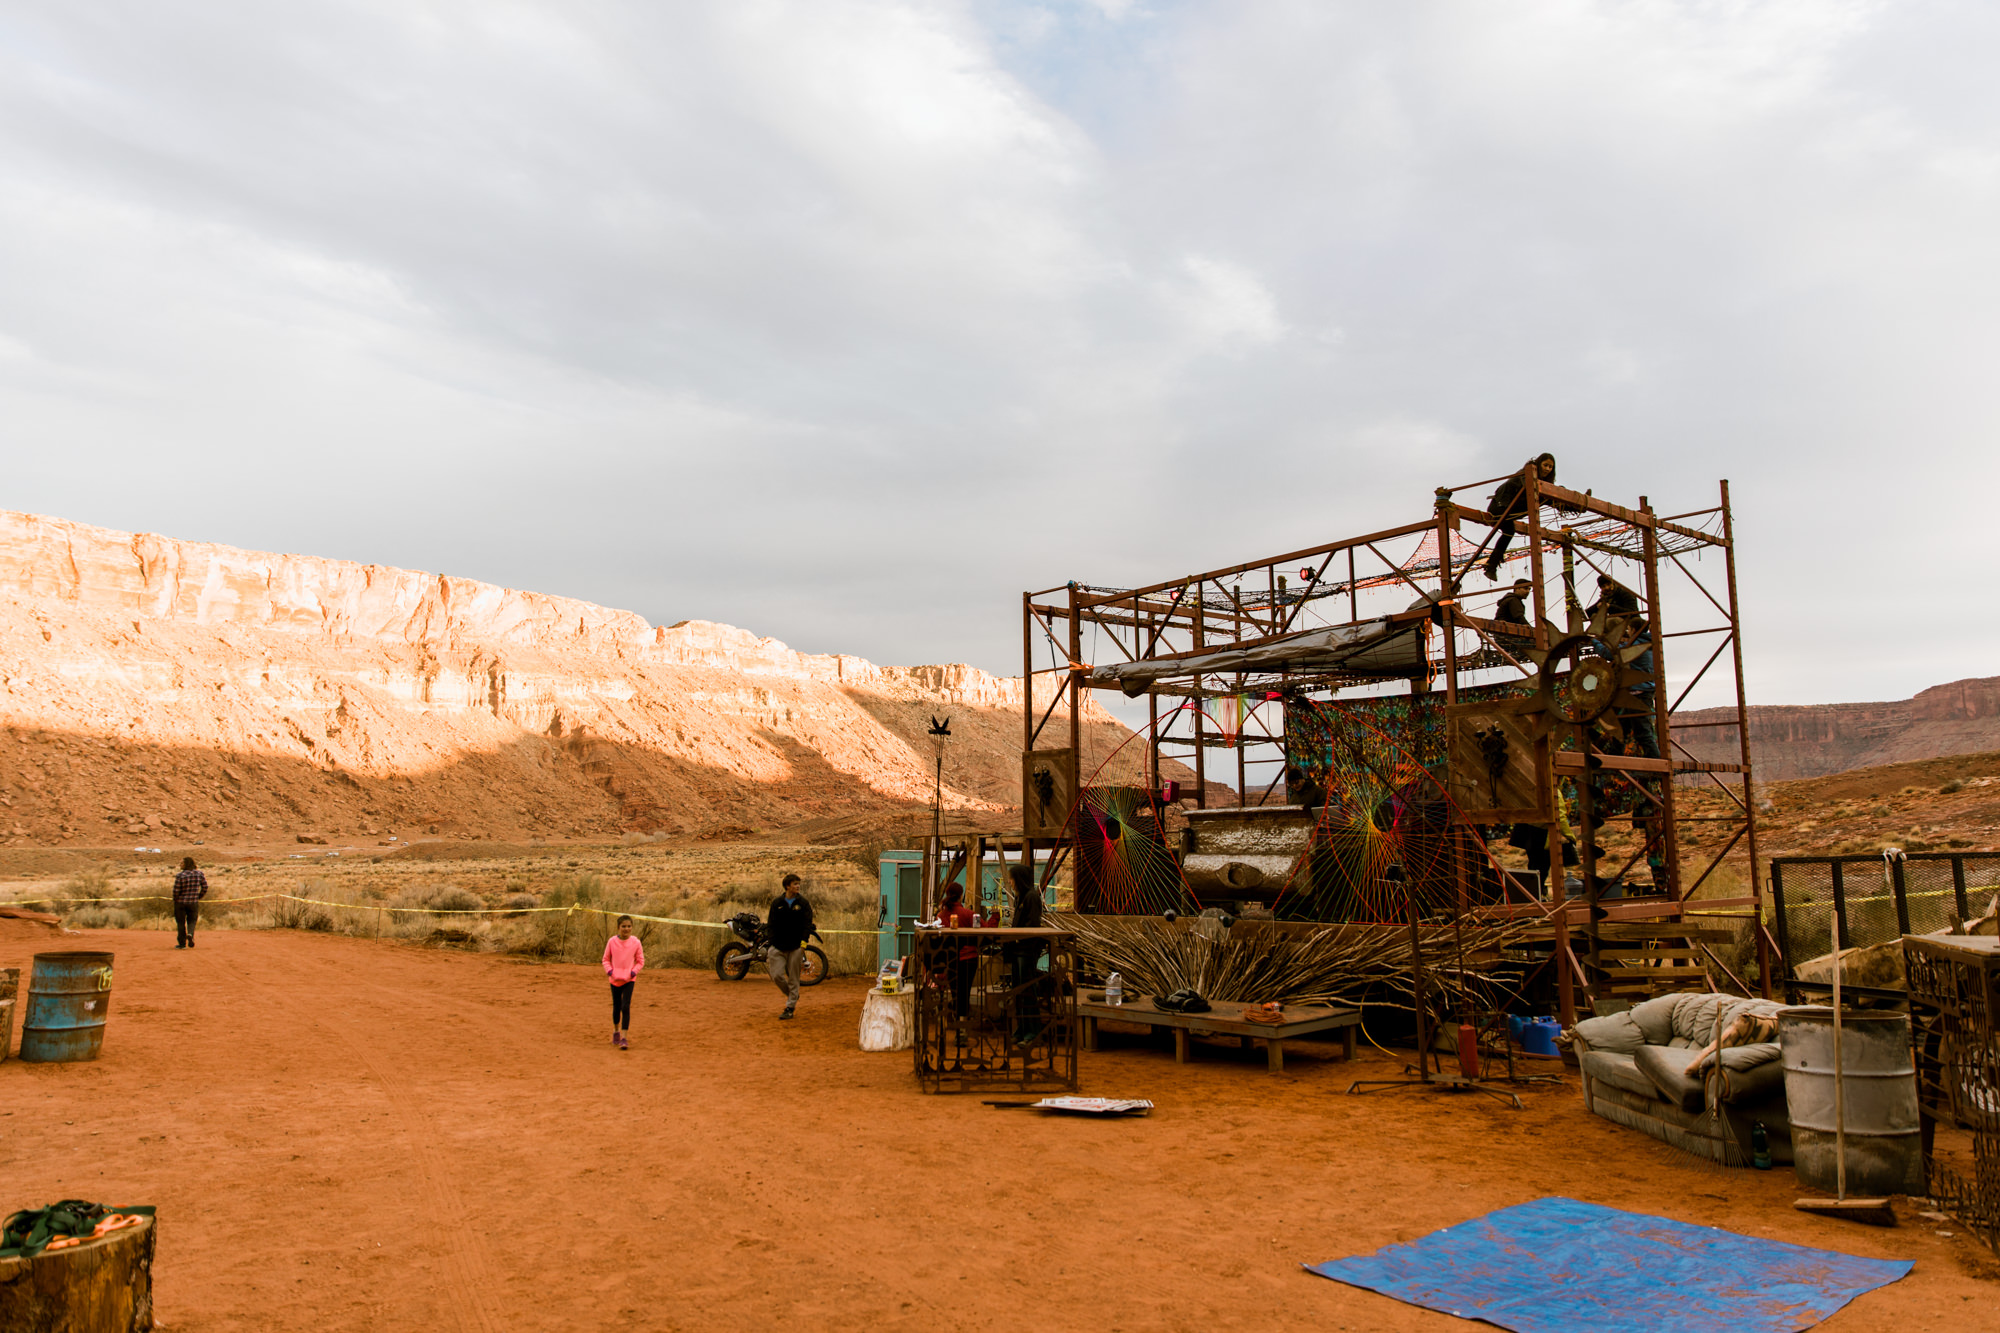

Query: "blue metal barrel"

xmin=20 ymin=951 xmax=116 ymax=1063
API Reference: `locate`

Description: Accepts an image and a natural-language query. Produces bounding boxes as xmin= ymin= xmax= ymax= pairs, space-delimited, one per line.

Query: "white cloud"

xmin=0 ymin=0 xmax=1993 ymax=707
xmin=1170 ymin=254 xmax=1284 ymax=349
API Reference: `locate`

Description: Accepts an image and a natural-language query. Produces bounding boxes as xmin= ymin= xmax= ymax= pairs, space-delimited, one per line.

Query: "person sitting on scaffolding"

xmin=1494 ymin=577 xmax=1534 ymax=630
xmin=1481 ymin=453 xmax=1558 ymax=580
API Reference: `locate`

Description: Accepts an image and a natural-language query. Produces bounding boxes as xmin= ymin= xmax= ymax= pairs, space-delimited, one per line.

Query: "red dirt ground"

xmin=2 ymin=920 xmax=1992 ymax=1331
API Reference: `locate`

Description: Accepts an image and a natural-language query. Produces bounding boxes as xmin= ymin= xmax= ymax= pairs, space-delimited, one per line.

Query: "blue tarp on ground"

xmin=1306 ymin=1196 xmax=1910 ymax=1333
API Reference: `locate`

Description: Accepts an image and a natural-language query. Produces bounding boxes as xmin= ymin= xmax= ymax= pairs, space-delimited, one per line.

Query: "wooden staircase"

xmin=1584 ymin=920 xmax=1738 ymax=1002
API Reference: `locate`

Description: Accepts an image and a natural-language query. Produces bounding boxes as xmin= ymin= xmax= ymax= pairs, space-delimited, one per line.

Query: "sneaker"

xmin=612 ymin=1031 xmax=621 ymax=1045
xmin=617 ymin=1033 xmax=629 ymax=1050
xmin=780 ymin=1006 xmax=795 ymax=1021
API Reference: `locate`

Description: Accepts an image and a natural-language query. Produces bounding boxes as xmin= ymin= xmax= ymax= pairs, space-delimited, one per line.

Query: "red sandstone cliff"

xmin=0 ymin=510 xmax=1164 ymax=847
xmin=1674 ymin=677 xmax=2000 ymax=781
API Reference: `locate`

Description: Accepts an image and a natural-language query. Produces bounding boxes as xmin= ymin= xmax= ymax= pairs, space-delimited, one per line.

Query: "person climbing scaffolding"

xmin=1482 ymin=453 xmax=1558 ymax=580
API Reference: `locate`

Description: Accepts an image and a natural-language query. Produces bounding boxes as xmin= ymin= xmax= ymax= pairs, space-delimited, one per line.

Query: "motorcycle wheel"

xmin=715 ymin=942 xmax=754 ymax=981
xmin=799 ymin=945 xmax=831 ymax=987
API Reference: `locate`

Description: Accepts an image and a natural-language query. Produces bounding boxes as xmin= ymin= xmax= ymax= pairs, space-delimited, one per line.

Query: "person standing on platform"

xmin=936 ymin=881 xmax=980 ymax=1020
xmin=172 ymin=856 xmax=207 ymax=949
xmin=602 ymin=915 xmax=644 ymax=1049
xmin=766 ymin=874 xmax=821 ymax=1021
xmin=1482 ymin=453 xmax=1558 ymax=581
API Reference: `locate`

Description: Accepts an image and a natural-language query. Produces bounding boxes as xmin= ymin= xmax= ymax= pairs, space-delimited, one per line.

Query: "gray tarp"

xmin=1088 ymin=617 xmax=1429 ymax=695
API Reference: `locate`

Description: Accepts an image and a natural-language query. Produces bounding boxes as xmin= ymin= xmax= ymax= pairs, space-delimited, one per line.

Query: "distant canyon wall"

xmin=0 ymin=510 xmax=1147 ymax=845
xmin=1675 ymin=677 xmax=2000 ymax=782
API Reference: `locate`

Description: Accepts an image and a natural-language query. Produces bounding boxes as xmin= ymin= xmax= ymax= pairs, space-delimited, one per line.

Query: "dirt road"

xmin=2 ymin=922 xmax=1989 ymax=1330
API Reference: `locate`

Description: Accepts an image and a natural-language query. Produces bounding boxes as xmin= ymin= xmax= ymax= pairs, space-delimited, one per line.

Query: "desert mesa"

xmin=0 ymin=508 xmax=1167 ymax=849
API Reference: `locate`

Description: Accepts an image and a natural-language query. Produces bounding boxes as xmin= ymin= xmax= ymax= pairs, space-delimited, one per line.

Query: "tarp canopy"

xmin=1088 ymin=617 xmax=1429 ymax=695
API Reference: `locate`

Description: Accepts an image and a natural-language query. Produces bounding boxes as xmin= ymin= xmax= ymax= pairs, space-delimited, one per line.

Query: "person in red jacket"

xmin=602 ymin=915 xmax=644 ymax=1049
xmin=937 ymin=882 xmax=980 ymax=1019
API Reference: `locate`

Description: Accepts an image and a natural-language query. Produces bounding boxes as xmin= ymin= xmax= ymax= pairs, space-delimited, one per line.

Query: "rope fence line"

xmin=0 ymin=894 xmax=883 ymax=934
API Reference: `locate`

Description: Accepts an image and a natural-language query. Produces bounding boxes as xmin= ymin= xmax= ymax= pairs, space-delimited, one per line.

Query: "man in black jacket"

xmin=1494 ymin=578 xmax=1534 ymax=629
xmin=766 ymin=874 xmax=821 ymax=1020
xmin=1482 ymin=453 xmax=1557 ymax=580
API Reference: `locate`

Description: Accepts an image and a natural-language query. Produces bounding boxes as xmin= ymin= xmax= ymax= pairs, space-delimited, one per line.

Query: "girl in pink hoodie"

xmin=602 ymin=915 xmax=644 ymax=1049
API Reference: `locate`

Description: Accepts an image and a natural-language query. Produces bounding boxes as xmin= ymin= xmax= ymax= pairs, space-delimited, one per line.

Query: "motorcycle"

xmin=713 ymin=911 xmax=829 ymax=985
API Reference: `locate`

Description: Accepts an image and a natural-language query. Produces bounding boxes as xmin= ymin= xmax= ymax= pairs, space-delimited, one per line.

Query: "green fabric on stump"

xmin=0 ymin=1201 xmax=155 ymax=1259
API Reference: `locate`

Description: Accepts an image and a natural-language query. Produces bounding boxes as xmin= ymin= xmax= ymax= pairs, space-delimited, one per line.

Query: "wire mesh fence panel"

xmin=1774 ymin=854 xmax=2000 ymax=983
xmin=1902 ymin=859 xmax=1966 ymax=937
xmin=1774 ymin=860 xmax=1838 ymax=971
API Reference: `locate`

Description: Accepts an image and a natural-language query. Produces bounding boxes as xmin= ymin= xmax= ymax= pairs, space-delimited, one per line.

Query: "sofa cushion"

xmin=1573 ymin=1011 xmax=1646 ymax=1055
xmin=1715 ymin=1040 xmax=1781 ymax=1073
xmin=1581 ymin=1049 xmax=1660 ymax=1102
xmin=1714 ymin=1054 xmax=1786 ymax=1105
xmin=1629 ymin=993 xmax=1681 ymax=1046
xmin=1634 ymin=1044 xmax=1707 ymax=1113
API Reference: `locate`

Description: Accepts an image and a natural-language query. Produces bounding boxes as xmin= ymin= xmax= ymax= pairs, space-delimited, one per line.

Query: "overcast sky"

xmin=2 ymin=1 xmax=1995 ymax=707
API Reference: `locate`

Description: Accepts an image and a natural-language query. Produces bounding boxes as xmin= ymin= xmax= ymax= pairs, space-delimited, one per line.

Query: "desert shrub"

xmin=66 ymin=905 xmax=131 ymax=930
xmin=502 ymin=893 xmax=538 ymax=912
xmin=271 ymin=896 xmax=336 ymax=931
xmin=431 ymin=886 xmax=483 ymax=915
xmin=61 ymin=864 xmax=115 ymax=903
xmin=1940 ymin=779 xmax=1965 ymax=795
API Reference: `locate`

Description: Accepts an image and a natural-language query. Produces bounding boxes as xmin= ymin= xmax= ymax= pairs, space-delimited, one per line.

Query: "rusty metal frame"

xmin=1024 ymin=473 xmax=1762 ymax=1026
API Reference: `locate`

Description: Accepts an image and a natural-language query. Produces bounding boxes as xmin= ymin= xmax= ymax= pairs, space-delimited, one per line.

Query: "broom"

xmin=1793 ymin=914 xmax=1895 ymax=1225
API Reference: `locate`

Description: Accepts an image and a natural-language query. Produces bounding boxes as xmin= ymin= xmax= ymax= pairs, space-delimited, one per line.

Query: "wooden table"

xmin=1077 ymin=993 xmax=1360 ymax=1073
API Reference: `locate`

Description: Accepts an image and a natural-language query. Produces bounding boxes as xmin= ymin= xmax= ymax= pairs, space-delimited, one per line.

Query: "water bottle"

xmin=1751 ymin=1121 xmax=1771 ymax=1170
xmin=1105 ymin=972 xmax=1124 ymax=1007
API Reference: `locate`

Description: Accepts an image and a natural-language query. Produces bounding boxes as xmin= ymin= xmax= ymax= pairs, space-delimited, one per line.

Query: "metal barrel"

xmin=19 ymin=951 xmax=116 ymax=1063
xmin=1777 ymin=1007 xmax=1923 ymax=1197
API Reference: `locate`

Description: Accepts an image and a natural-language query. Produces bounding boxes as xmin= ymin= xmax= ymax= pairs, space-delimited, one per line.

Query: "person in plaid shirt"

xmin=172 ymin=857 xmax=208 ymax=949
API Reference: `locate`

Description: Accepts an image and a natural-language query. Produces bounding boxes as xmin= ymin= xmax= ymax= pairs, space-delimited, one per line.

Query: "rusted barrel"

xmin=1778 ymin=1006 xmax=1923 ymax=1197
xmin=19 ymin=952 xmax=116 ymax=1063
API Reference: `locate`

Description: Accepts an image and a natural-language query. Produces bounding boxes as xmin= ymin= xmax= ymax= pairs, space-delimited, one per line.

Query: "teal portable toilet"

xmin=879 ymin=850 xmax=924 ymax=969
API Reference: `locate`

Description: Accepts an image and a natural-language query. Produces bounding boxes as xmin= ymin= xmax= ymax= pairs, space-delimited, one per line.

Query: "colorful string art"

xmin=1073 ymin=783 xmax=1188 ymax=916
xmin=1274 ymin=697 xmax=1500 ymax=924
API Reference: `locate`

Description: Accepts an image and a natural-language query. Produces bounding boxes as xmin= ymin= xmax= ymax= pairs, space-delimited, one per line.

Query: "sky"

xmin=2 ymin=1 xmax=1995 ymax=708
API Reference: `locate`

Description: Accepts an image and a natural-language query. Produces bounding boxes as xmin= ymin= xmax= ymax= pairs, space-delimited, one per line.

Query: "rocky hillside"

xmin=1674 ymin=676 xmax=2000 ymax=781
xmin=0 ymin=510 xmax=1175 ymax=848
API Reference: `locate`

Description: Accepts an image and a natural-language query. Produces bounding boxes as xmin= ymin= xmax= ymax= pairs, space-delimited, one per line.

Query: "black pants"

xmin=1483 ymin=518 xmax=1518 ymax=578
xmin=610 ymin=982 xmax=634 ymax=1030
xmin=174 ymin=902 xmax=199 ymax=946
xmin=950 ymin=957 xmax=975 ymax=1019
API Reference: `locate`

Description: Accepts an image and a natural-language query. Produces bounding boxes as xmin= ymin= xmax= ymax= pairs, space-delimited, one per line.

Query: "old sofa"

xmin=1572 ymin=992 xmax=1791 ymax=1166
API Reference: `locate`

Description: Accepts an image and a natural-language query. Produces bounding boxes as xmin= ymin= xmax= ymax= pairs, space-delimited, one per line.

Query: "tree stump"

xmin=0 ymin=1217 xmax=155 ymax=1332
xmin=859 ymin=986 xmax=915 ymax=1051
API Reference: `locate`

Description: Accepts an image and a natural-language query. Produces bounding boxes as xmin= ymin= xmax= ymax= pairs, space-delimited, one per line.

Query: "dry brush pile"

xmin=1054 ymin=912 xmax=1537 ymax=1013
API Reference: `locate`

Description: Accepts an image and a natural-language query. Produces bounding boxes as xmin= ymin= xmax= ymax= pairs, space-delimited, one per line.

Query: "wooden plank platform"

xmin=1077 ymin=993 xmax=1359 ymax=1073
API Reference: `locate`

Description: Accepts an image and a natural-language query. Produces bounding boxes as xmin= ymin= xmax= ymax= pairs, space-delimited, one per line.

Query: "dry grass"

xmin=24 ymin=847 xmax=885 ymax=977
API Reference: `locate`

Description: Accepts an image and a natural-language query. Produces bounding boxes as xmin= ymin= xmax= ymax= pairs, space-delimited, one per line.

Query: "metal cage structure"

xmin=1022 ymin=471 xmax=1768 ymax=1025
xmin=912 ymin=927 xmax=1079 ymax=1095
xmin=1904 ymin=934 xmax=2000 ymax=1255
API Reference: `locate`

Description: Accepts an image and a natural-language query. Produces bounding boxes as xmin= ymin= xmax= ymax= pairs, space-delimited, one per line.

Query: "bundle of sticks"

xmin=1053 ymin=912 xmax=1532 ymax=1012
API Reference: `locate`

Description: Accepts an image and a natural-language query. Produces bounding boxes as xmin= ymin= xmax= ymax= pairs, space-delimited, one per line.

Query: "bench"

xmin=1077 ymin=992 xmax=1360 ymax=1073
